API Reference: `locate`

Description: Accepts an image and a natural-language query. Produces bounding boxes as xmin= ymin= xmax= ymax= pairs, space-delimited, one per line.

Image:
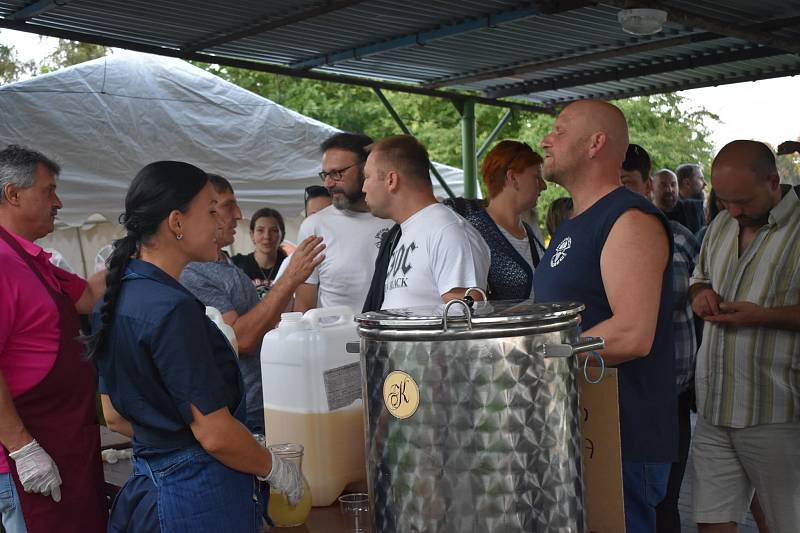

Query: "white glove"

xmin=9 ymin=439 xmax=62 ymax=503
xmin=264 ymin=452 xmax=304 ymax=506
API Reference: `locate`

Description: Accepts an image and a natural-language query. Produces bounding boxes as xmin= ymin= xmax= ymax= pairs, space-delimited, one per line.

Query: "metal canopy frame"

xmin=2 ymin=0 xmax=799 ymax=197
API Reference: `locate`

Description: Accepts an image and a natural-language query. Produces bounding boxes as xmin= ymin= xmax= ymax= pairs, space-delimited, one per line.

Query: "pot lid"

xmin=355 ymin=300 xmax=584 ymax=330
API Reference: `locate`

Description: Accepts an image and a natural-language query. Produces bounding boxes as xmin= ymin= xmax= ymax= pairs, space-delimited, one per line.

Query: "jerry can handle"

xmin=345 ymin=342 xmax=360 ymax=354
xmin=304 ymin=306 xmax=355 ymax=328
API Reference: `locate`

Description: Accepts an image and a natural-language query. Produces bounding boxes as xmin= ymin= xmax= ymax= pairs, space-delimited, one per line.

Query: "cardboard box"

xmin=579 ymin=368 xmax=625 ymax=533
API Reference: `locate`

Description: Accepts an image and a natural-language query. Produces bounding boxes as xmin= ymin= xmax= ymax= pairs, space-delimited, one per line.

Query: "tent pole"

xmin=372 ymin=88 xmax=455 ymax=199
xmin=477 ymin=109 xmax=513 ymax=159
xmin=459 ymin=99 xmax=478 ymax=198
xmin=75 ymin=226 xmax=88 ymax=278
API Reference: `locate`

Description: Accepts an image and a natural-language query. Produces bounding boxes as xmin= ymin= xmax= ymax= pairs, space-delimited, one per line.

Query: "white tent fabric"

xmin=0 ymin=51 xmax=465 ymax=226
xmin=0 ymin=52 xmax=466 ymax=276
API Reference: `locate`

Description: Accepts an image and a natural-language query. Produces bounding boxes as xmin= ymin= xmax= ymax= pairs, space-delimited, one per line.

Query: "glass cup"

xmin=267 ymin=443 xmax=312 ymax=527
xmin=338 ymin=492 xmax=372 ymax=532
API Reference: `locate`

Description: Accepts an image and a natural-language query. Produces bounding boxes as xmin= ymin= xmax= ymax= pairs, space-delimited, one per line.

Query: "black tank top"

xmin=535 ymin=186 xmax=678 ymax=463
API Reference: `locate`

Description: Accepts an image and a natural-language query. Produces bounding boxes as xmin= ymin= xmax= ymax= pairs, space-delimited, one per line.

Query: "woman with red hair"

xmin=464 ymin=140 xmax=547 ymax=300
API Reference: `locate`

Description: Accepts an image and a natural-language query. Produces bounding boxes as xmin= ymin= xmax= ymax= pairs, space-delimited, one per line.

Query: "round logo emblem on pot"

xmin=382 ymin=370 xmax=420 ymax=419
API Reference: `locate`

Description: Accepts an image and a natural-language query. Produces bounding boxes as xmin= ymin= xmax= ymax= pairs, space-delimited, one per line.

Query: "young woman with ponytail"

xmin=88 ymin=161 xmax=304 ymax=532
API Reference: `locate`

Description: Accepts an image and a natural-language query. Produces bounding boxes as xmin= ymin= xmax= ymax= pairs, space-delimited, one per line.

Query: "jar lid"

xmin=356 ymin=300 xmax=584 ymax=331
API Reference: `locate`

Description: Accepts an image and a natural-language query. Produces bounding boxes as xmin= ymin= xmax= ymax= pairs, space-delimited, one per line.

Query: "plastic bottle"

xmin=261 ymin=307 xmax=366 ymax=507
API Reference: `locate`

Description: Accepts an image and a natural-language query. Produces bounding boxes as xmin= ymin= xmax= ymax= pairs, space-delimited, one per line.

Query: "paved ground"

xmin=678 ymin=415 xmax=760 ymax=533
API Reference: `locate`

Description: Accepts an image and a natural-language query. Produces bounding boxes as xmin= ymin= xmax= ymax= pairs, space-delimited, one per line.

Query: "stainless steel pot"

xmin=355 ymin=299 xmax=603 ymax=533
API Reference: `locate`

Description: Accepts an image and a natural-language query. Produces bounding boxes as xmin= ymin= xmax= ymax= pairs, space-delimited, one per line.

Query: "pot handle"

xmin=442 ymin=299 xmax=473 ymax=331
xmin=571 ymin=337 xmax=606 ymax=384
xmin=536 ymin=336 xmax=604 ymax=358
xmin=535 ymin=337 xmax=606 ymax=383
xmin=463 ymin=287 xmax=487 ymax=303
xmin=570 ymin=337 xmax=605 ymax=355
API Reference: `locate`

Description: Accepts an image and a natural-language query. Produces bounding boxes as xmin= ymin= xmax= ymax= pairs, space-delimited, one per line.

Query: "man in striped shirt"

xmin=689 ymin=140 xmax=800 ymax=533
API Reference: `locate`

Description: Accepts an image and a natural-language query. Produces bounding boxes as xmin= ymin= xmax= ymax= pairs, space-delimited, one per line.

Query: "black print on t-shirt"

xmin=385 ymin=241 xmax=417 ymax=291
xmin=375 ymin=227 xmax=390 ymax=249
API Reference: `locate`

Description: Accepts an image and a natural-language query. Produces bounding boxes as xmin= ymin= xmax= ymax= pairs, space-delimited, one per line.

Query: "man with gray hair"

xmin=654 ymin=168 xmax=705 ymax=234
xmin=677 ymin=163 xmax=707 ymax=201
xmin=0 ymin=145 xmax=106 ymax=532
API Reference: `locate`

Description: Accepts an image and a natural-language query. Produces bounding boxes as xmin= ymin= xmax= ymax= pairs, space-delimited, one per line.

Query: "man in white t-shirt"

xmin=295 ymin=133 xmax=394 ymax=312
xmin=362 ymin=134 xmax=490 ymax=309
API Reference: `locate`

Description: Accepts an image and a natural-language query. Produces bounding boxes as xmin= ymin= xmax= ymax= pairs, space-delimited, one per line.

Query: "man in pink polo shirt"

xmin=0 ymin=145 xmax=107 ymax=532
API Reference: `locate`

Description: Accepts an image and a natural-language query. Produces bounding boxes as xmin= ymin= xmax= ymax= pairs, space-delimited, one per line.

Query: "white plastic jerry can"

xmin=260 ymin=306 xmax=366 ymax=507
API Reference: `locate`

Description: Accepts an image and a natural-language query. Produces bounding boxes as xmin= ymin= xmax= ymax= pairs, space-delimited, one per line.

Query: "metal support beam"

xmin=535 ymin=64 xmax=800 ymax=106
xmin=487 ymin=44 xmax=787 ymax=99
xmin=425 ymin=11 xmax=800 ymax=89
xmin=426 ymin=31 xmax=718 ymax=89
xmin=0 ymin=18 xmax=555 ymax=116
xmin=373 ymin=88 xmax=456 ymax=199
xmin=601 ymin=0 xmax=800 ymax=55
xmin=477 ymin=109 xmax=513 ymax=159
xmin=289 ymin=6 xmax=542 ymax=69
xmin=74 ymin=226 xmax=88 ymax=278
xmin=7 ymin=0 xmax=68 ymax=21
xmin=181 ymin=0 xmax=369 ymax=54
xmin=460 ymin=100 xmax=478 ymax=199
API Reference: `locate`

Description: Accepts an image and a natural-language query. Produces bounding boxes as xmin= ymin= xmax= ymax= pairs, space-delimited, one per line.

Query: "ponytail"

xmin=83 ymin=160 xmax=209 ymax=360
xmin=84 ymin=232 xmax=137 ymax=359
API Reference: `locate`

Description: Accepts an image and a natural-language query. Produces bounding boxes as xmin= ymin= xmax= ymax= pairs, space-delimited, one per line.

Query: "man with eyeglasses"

xmin=294 ymin=132 xmax=394 ymax=313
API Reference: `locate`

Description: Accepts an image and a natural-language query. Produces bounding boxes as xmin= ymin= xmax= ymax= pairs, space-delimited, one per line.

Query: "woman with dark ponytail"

xmin=90 ymin=161 xmax=304 ymax=532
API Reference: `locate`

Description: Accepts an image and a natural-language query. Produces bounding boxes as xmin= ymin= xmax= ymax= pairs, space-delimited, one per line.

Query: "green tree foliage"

xmin=618 ymin=93 xmax=718 ymax=174
xmin=776 ymin=138 xmax=800 ymax=185
xmin=5 ymin=40 xmax=719 ymax=232
xmin=1 ymin=38 xmax=106 ymax=84
xmin=199 ymin=64 xmax=719 ymax=235
xmin=0 ymin=44 xmax=35 ymax=84
xmin=199 ymin=63 xmax=531 ymax=169
xmin=38 ymin=40 xmax=107 ymax=72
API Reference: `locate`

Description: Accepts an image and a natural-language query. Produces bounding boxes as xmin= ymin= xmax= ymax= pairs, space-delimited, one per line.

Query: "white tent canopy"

xmin=0 ymin=52 xmax=466 ymax=275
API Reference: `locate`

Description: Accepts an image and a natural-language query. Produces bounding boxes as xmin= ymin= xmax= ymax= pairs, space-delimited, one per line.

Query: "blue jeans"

xmin=109 ymin=445 xmax=262 ymax=533
xmin=0 ymin=472 xmax=27 ymax=533
xmin=622 ymin=461 xmax=670 ymax=533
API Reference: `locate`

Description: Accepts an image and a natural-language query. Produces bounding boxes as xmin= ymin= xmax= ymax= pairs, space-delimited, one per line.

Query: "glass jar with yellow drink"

xmin=267 ymin=443 xmax=312 ymax=527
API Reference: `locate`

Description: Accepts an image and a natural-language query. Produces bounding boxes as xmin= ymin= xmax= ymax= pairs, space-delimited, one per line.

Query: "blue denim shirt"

xmin=93 ymin=259 xmax=242 ymax=455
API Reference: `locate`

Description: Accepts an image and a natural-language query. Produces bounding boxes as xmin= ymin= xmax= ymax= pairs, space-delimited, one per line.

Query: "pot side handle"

xmin=536 ymin=336 xmax=605 ymax=358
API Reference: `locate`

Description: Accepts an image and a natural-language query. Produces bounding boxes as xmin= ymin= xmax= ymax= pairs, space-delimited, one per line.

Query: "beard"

xmin=659 ymin=193 xmax=677 ymax=211
xmin=330 ymin=176 xmax=365 ymax=210
xmin=689 ymin=190 xmax=705 ymax=201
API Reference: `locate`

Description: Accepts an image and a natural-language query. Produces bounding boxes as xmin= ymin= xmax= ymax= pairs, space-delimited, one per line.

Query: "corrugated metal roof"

xmin=1 ymin=0 xmax=799 ymax=110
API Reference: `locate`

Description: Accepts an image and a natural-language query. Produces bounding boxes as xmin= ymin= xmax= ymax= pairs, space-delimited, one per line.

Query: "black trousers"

xmin=656 ymin=388 xmax=693 ymax=533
